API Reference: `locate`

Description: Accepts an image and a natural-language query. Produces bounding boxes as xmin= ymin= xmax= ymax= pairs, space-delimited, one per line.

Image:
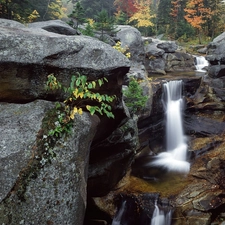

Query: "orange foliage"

xmin=170 ymin=0 xmax=181 ymax=20
xmin=184 ymin=0 xmax=212 ymax=29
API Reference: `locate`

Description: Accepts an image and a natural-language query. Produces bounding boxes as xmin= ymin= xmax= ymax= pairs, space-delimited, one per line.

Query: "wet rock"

xmin=184 ymin=113 xmax=225 ymax=137
xmin=208 ymin=65 xmax=225 ymax=78
xmin=88 ymin=116 xmax=139 ymax=197
xmin=92 ymin=193 xmax=172 ymax=225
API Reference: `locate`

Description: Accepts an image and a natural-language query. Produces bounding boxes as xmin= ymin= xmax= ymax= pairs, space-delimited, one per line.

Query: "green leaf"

xmin=70 ymin=75 xmax=76 ymax=90
xmin=76 ymin=78 xmax=81 ymax=86
xmin=98 ymin=79 xmax=103 ymax=86
xmin=92 ymin=81 xmax=96 ymax=88
xmin=88 ymin=83 xmax=92 ymax=89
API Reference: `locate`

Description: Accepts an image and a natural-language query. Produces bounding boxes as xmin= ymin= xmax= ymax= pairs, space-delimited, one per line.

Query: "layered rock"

xmin=143 ymin=38 xmax=196 ymax=74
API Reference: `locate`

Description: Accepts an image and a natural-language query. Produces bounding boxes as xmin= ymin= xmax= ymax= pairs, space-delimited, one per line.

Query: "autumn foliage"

xmin=114 ymin=0 xmax=138 ymax=17
xmin=184 ymin=0 xmax=212 ymax=29
xmin=129 ymin=0 xmax=155 ymax=27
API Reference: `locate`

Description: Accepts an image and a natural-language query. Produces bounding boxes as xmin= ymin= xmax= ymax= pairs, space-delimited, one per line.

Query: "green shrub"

xmin=123 ymin=77 xmax=148 ymax=115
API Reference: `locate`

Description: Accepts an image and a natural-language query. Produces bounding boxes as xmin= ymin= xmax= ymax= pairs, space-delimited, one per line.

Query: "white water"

xmin=150 ymin=80 xmax=190 ymax=173
xmin=151 ymin=200 xmax=172 ymax=225
xmin=195 ymin=56 xmax=208 ymax=72
xmin=112 ymin=201 xmax=126 ymax=225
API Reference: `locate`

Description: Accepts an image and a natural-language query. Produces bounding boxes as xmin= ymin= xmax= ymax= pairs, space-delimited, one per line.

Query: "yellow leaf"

xmin=73 ymin=107 xmax=78 ymax=114
xmin=73 ymin=88 xmax=79 ymax=98
xmin=78 ymin=108 xmax=83 ymax=115
xmin=78 ymin=92 xmax=84 ymax=98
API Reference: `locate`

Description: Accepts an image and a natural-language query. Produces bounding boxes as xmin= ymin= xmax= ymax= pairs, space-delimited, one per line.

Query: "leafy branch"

xmin=46 ymin=73 xmax=116 ymax=138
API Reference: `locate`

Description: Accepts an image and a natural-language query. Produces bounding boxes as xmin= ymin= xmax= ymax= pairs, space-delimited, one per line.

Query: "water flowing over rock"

xmin=149 ymin=80 xmax=190 ymax=174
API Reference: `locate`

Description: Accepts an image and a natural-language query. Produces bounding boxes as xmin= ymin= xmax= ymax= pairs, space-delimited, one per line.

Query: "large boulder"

xmin=0 ymin=19 xmax=130 ymax=103
xmin=116 ymin=25 xmax=145 ymax=63
xmin=206 ymin=32 xmax=225 ymax=80
xmin=28 ymin=19 xmax=79 ymax=35
xmin=0 ymin=100 xmax=99 ymax=224
xmin=157 ymin=40 xmax=178 ymax=53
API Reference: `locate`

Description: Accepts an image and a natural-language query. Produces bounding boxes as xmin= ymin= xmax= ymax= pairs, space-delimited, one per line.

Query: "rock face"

xmin=0 ymin=100 xmax=99 ymax=224
xmin=116 ymin=25 xmax=145 ymax=63
xmin=143 ymin=38 xmax=196 ymax=74
xmin=28 ymin=19 xmax=79 ymax=35
xmin=0 ymin=19 xmax=134 ymax=225
xmin=206 ymin=32 xmax=225 ymax=79
xmin=0 ymin=19 xmax=130 ymax=103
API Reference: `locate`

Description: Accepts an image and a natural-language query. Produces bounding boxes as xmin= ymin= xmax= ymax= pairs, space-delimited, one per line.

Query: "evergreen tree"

xmin=80 ymin=0 xmax=115 ymax=19
xmin=68 ymin=1 xmax=86 ymax=29
xmin=114 ymin=10 xmax=129 ymax=25
xmin=156 ymin=0 xmax=172 ymax=36
xmin=80 ymin=22 xmax=94 ymax=37
xmin=94 ymin=9 xmax=117 ymax=41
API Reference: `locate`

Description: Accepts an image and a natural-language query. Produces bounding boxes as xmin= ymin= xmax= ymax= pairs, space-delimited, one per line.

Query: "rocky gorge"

xmin=0 ymin=18 xmax=225 ymax=225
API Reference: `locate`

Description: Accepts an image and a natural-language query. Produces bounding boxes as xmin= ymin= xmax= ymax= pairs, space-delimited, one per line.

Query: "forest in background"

xmin=0 ymin=0 xmax=225 ymax=44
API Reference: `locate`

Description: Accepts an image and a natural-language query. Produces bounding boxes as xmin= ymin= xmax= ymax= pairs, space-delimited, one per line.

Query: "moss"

xmin=2 ymin=106 xmax=67 ymax=203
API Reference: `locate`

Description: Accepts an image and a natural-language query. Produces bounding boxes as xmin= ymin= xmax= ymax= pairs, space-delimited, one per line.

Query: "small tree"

xmin=80 ymin=22 xmax=94 ymax=37
xmin=94 ymin=9 xmax=117 ymax=41
xmin=123 ymin=77 xmax=148 ymax=115
xmin=68 ymin=1 xmax=86 ymax=29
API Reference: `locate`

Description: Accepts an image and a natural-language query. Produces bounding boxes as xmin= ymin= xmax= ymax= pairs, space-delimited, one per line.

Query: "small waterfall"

xmin=112 ymin=201 xmax=126 ymax=225
xmin=150 ymin=80 xmax=190 ymax=173
xmin=195 ymin=56 xmax=208 ymax=72
xmin=151 ymin=200 xmax=172 ymax=225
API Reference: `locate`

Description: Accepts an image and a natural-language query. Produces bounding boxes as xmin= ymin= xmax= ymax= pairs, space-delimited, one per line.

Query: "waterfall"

xmin=112 ymin=201 xmax=126 ymax=225
xmin=150 ymin=80 xmax=190 ymax=173
xmin=151 ymin=200 xmax=172 ymax=225
xmin=195 ymin=56 xmax=208 ymax=72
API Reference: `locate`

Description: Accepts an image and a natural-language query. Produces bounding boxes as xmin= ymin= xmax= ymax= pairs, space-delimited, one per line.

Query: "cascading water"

xmin=150 ymin=80 xmax=190 ymax=173
xmin=112 ymin=201 xmax=126 ymax=225
xmin=195 ymin=56 xmax=208 ymax=72
xmin=151 ymin=200 xmax=172 ymax=225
